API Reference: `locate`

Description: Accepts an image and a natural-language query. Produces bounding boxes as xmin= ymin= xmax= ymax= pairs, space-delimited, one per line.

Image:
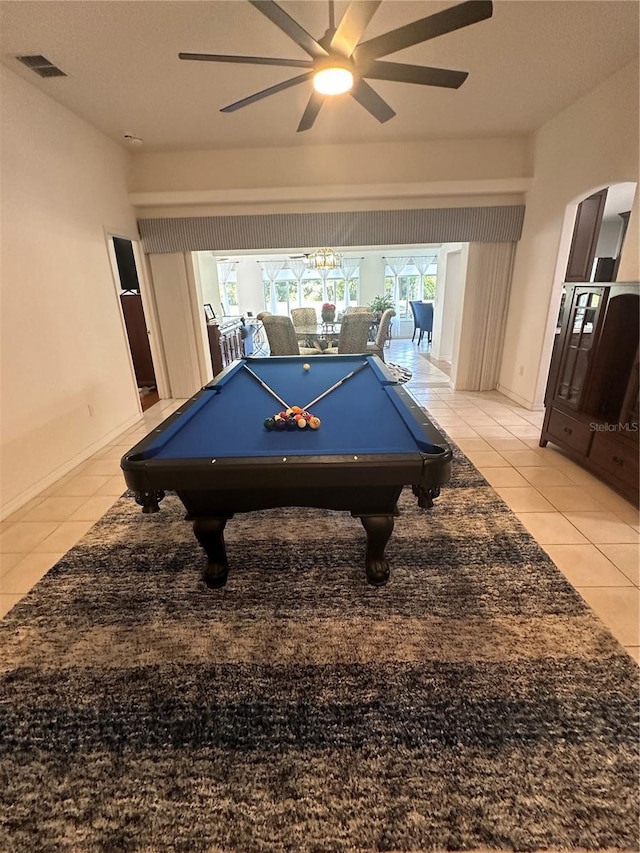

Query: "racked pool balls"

xmin=264 ymin=408 xmax=319 ymax=431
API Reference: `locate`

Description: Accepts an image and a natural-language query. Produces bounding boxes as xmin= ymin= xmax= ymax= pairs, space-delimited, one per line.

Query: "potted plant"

xmin=321 ymin=302 xmax=336 ymax=323
xmin=367 ymin=294 xmax=395 ymax=320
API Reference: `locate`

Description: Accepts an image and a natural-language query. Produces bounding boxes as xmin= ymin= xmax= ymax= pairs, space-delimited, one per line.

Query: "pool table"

xmin=121 ymin=355 xmax=452 ymax=587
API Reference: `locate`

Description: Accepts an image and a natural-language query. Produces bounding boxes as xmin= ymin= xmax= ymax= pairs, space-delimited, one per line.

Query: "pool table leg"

xmin=357 ymin=514 xmax=394 ymax=586
xmin=193 ymin=516 xmax=232 ymax=588
xmin=134 ymin=490 xmax=165 ymax=514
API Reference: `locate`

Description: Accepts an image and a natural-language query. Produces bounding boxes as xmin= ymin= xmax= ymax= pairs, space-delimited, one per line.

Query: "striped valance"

xmin=137 ymin=205 xmax=525 ymax=254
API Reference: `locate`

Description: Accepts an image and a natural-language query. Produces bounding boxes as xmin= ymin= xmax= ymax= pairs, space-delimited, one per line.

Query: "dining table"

xmin=294 ymin=322 xmax=341 ymax=349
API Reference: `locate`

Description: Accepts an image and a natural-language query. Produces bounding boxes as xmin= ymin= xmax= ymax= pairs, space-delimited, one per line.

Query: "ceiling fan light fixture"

xmin=313 ymin=66 xmax=354 ymax=96
xmin=180 ymin=0 xmax=493 ymax=131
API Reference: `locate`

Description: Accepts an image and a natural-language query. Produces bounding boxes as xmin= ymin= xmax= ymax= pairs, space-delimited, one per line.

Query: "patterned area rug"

xmin=386 ymin=361 xmax=412 ymax=383
xmin=1 ymin=441 xmax=638 ymax=852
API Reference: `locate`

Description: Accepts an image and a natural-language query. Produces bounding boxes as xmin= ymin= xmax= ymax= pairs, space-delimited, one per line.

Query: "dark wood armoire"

xmin=540 ymin=281 xmax=639 ymax=505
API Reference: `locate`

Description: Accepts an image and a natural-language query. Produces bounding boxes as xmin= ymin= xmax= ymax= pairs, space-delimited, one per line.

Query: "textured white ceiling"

xmin=1 ymin=0 xmax=638 ymax=152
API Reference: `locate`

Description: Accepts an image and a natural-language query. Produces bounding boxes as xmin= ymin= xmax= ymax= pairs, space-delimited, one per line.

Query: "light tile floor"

xmin=1 ymin=340 xmax=638 ymax=663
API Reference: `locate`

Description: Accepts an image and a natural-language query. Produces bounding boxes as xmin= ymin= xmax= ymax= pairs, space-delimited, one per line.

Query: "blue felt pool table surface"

xmin=142 ymin=355 xmax=440 ymax=460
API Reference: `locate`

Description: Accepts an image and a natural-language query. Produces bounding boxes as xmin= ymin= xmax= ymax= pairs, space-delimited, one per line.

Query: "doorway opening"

xmin=539 ymin=181 xmax=637 ymax=407
xmin=564 ymin=184 xmax=635 ymax=286
xmin=111 ymin=236 xmax=159 ymax=411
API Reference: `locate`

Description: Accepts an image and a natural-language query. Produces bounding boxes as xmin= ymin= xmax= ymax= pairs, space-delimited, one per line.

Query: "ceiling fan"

xmin=179 ymin=0 xmax=493 ymax=132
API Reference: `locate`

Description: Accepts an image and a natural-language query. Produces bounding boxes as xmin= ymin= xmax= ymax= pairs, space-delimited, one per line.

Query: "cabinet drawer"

xmin=547 ymin=408 xmax=593 ymax=455
xmin=589 ymin=432 xmax=639 ymax=491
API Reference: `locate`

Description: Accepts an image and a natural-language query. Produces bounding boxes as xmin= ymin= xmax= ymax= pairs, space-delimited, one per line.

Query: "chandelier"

xmin=306 ymin=247 xmax=343 ymax=270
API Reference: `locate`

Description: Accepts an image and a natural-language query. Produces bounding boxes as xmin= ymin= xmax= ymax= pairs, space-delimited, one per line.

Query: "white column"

xmin=236 ymin=257 xmax=266 ymax=316
xmin=148 ymin=253 xmax=206 ymax=398
xmin=358 ymin=253 xmax=386 ymax=307
xmin=195 ymin=252 xmax=223 ymax=318
xmin=432 ymin=243 xmax=466 ymax=363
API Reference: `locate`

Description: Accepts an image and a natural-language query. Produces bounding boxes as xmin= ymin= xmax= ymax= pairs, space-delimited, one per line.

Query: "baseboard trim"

xmin=0 ymin=413 xmax=142 ymax=522
xmin=496 ymin=384 xmax=544 ymax=411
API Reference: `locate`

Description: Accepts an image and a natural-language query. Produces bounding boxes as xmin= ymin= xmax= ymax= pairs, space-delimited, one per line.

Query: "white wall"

xmin=433 ymin=244 xmax=467 ymax=364
xmin=357 ymin=253 xmax=386 ymax=309
xmin=131 ymin=137 xmax=530 ymax=194
xmin=617 ymin=191 xmax=639 ymax=282
xmin=0 ymin=67 xmax=141 ymax=517
xmin=147 ymin=253 xmax=210 ymax=398
xmin=595 ymin=218 xmax=624 ymax=259
xmin=195 ymin=252 xmax=223 ymax=317
xmin=235 ymin=258 xmax=265 ymax=318
xmin=129 ymin=135 xmax=529 ymax=219
xmin=499 ymin=61 xmax=639 ymax=409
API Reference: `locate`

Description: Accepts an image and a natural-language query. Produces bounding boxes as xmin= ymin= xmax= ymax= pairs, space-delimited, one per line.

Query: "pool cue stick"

xmin=242 ymin=364 xmax=290 ymax=410
xmin=303 ymin=361 xmax=368 ymax=411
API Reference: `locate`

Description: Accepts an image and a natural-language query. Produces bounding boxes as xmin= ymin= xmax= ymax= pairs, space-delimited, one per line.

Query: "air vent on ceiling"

xmin=16 ymin=54 xmax=66 ymax=78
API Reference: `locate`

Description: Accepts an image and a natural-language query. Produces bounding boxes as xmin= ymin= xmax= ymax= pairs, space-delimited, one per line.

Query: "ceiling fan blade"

xmin=330 ymin=1 xmax=382 ymax=57
xmin=220 ymin=71 xmax=313 ymax=113
xmin=350 ymin=79 xmax=395 ymax=123
xmin=355 ymin=0 xmax=493 ymax=63
xmin=297 ymin=91 xmax=325 ymax=132
xmin=249 ymin=0 xmax=328 ymax=59
xmin=364 ymin=60 xmax=468 ymax=89
xmin=179 ymin=52 xmax=313 ymax=69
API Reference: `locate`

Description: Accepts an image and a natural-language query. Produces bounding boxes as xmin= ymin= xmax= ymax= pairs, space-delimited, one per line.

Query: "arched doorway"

xmin=542 ymin=182 xmax=637 ymax=397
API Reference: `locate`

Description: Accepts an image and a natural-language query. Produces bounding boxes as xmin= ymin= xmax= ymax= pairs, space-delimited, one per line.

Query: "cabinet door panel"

xmin=554 ymin=289 xmax=604 ymax=409
xmin=565 ymin=189 xmax=607 ymax=282
xmin=584 ymin=293 xmax=640 ymax=420
xmin=620 ymin=357 xmax=639 ymax=431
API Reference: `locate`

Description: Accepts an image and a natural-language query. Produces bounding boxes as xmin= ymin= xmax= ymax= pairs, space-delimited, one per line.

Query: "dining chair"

xmin=324 ymin=312 xmax=374 ymax=355
xmin=260 ymin=315 xmax=318 ymax=356
xmin=409 ymin=300 xmax=434 ymax=346
xmin=366 ymin=308 xmax=395 ymax=362
xmin=290 ymin=307 xmax=318 ymax=331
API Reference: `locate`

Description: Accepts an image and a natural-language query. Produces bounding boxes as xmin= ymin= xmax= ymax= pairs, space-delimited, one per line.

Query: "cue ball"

xmin=303 ymin=363 xmax=310 ymax=371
